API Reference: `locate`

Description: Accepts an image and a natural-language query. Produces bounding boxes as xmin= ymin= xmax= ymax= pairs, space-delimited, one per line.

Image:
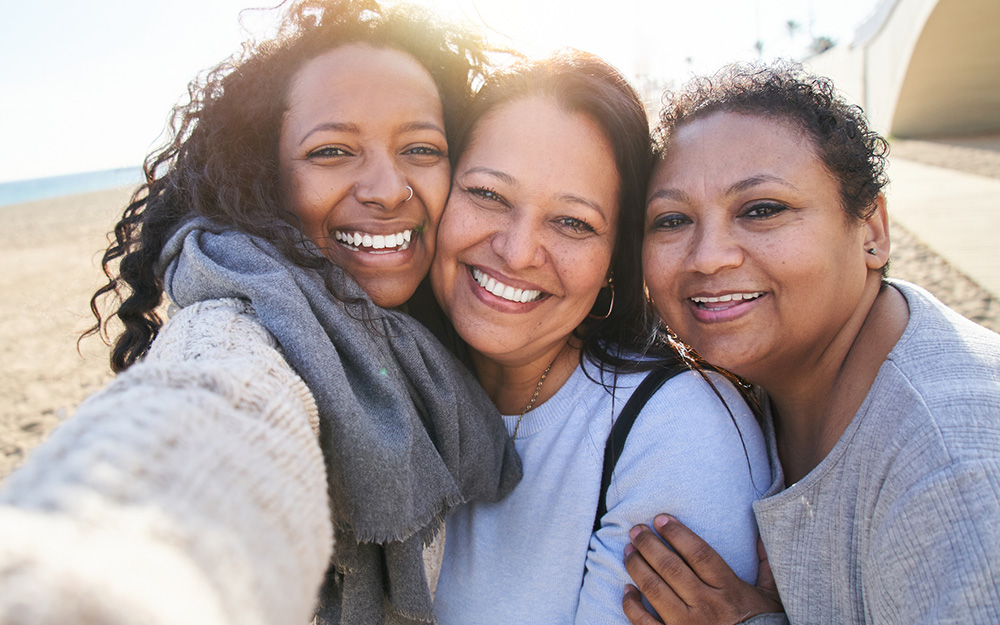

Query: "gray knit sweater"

xmin=749 ymin=280 xmax=1000 ymax=624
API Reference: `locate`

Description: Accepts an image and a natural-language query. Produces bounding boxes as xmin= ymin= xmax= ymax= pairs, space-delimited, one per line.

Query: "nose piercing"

xmin=404 ymin=186 xmax=414 ymax=202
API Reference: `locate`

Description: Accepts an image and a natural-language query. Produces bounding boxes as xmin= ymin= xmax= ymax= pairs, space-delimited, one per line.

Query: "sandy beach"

xmin=1 ymin=151 xmax=998 ymax=483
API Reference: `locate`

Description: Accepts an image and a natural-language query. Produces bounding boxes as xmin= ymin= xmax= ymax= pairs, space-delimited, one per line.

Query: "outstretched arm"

xmin=0 ymin=300 xmax=333 ymax=625
xmin=623 ymin=515 xmax=784 ymax=625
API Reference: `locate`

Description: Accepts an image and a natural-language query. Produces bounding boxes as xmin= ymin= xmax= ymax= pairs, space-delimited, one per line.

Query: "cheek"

xmin=430 ymin=203 xmax=472 ymax=300
xmin=566 ymin=243 xmax=614 ymax=302
xmin=282 ymin=167 xmax=341 ymax=233
xmin=641 ymin=243 xmax=677 ymax=300
xmin=420 ymin=165 xmax=452 ymax=225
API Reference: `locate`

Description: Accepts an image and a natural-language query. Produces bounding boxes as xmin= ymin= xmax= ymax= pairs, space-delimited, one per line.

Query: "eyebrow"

xmin=646 ymin=174 xmax=796 ymax=207
xmin=298 ymin=120 xmax=446 ymax=146
xmin=557 ymin=193 xmax=608 ymax=219
xmin=299 ymin=122 xmax=358 ymax=146
xmin=460 ymin=166 xmax=516 ymax=186
xmin=726 ymin=174 xmax=796 ymax=195
xmin=461 ymin=166 xmax=609 ymax=219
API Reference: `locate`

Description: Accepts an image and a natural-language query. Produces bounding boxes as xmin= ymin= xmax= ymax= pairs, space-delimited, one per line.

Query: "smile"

xmin=471 ymin=267 xmax=543 ymax=303
xmin=334 ymin=229 xmax=412 ymax=253
xmin=690 ymin=291 xmax=764 ymax=309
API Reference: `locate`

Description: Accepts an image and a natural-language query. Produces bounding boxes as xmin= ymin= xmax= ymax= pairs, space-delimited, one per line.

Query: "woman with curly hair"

xmin=0 ymin=1 xmax=521 ymax=623
xmin=624 ymin=62 xmax=1000 ymax=624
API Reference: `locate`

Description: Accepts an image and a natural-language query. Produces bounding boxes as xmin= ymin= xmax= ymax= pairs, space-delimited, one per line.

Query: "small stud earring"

xmin=867 ymin=247 xmax=878 ymax=255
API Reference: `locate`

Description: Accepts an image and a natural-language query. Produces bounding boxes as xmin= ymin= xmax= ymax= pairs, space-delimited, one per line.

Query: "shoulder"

xmin=887 ymin=280 xmax=1000 ymax=390
xmin=152 ymin=298 xmax=280 ymax=360
xmin=872 ymin=282 xmax=1000 ymax=464
xmin=127 ymin=298 xmax=318 ymax=433
xmin=617 ymin=367 xmax=768 ymax=483
xmin=641 ymin=368 xmax=760 ymax=435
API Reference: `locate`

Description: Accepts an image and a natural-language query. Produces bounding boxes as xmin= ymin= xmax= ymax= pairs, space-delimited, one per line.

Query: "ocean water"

xmin=0 ymin=167 xmax=144 ymax=208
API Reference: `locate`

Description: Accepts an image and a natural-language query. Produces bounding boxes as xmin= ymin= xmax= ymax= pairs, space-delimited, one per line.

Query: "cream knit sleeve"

xmin=0 ymin=298 xmax=333 ymax=625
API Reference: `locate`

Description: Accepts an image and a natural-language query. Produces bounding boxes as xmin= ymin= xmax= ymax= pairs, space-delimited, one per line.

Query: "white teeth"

xmin=690 ymin=291 xmax=764 ymax=304
xmin=471 ymin=268 xmax=542 ymax=303
xmin=334 ymin=229 xmax=413 ymax=252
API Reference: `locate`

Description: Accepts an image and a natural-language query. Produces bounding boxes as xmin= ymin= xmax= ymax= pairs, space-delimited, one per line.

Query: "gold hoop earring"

xmin=588 ymin=276 xmax=615 ymax=320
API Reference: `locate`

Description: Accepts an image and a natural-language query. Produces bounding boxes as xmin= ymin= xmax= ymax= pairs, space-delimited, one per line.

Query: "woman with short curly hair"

xmin=625 ymin=61 xmax=1000 ymax=625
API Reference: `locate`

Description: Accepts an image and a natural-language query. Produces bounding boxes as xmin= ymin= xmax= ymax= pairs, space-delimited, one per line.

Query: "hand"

xmin=622 ymin=515 xmax=783 ymax=625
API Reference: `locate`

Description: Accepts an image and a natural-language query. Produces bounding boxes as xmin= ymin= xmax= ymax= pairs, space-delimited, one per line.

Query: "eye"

xmin=650 ymin=212 xmax=691 ymax=231
xmin=465 ymin=185 xmax=507 ymax=205
xmin=403 ymin=145 xmax=446 ymax=157
xmin=307 ymin=146 xmax=352 ymax=159
xmin=741 ymin=202 xmax=787 ymax=219
xmin=556 ymin=216 xmax=596 ymax=235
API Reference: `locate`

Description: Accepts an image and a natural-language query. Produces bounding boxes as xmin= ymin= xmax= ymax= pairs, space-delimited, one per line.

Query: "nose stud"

xmin=404 ymin=186 xmax=413 ymax=202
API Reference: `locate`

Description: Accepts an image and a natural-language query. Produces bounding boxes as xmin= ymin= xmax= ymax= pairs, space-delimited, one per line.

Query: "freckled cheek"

xmin=563 ymin=246 xmax=613 ymax=305
xmin=420 ymin=167 xmax=452 ymax=226
xmin=431 ymin=207 xmax=476 ymax=297
xmin=642 ymin=244 xmax=682 ymax=301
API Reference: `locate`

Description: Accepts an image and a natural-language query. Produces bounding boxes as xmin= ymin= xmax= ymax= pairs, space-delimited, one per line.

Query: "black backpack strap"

xmin=593 ymin=361 xmax=689 ymax=533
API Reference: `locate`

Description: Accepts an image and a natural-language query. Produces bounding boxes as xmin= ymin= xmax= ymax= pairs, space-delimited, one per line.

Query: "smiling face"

xmin=642 ymin=111 xmax=883 ymax=385
xmin=431 ymin=96 xmax=620 ymax=369
xmin=279 ymin=44 xmax=450 ymax=308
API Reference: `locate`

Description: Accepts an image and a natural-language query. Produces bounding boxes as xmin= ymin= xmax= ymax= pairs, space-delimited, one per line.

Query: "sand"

xmin=0 ymin=186 xmax=129 ymax=479
xmin=1 ymin=151 xmax=999 ymax=483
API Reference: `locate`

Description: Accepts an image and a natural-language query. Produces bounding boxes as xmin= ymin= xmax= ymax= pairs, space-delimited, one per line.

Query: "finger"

xmin=651 ymin=515 xmax=737 ymax=588
xmin=626 ymin=526 xmax=696 ymax=615
xmin=754 ymin=538 xmax=781 ymax=606
xmin=622 ymin=583 xmax=664 ymax=625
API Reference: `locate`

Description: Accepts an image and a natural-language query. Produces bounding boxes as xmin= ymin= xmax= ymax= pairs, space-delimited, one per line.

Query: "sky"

xmin=0 ymin=0 xmax=881 ymax=183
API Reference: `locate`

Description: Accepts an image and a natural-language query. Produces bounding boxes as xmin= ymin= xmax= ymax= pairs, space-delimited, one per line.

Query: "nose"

xmin=353 ymin=151 xmax=410 ymax=211
xmin=686 ymin=220 xmax=743 ymax=275
xmin=490 ymin=210 xmax=546 ymax=270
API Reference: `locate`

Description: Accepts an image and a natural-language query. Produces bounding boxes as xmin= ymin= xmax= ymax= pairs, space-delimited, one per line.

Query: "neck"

xmin=471 ymin=340 xmax=580 ymax=416
xmin=767 ymin=280 xmax=909 ymax=484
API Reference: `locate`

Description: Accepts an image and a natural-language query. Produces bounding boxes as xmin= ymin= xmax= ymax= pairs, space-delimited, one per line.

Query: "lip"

xmin=686 ymin=290 xmax=766 ymax=323
xmin=465 ymin=264 xmax=548 ymax=312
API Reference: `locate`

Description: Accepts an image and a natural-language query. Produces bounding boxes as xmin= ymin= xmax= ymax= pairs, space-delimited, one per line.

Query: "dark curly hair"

xmin=448 ymin=49 xmax=656 ymax=373
xmin=653 ymin=61 xmax=890 ymax=223
xmin=84 ymin=0 xmax=496 ymax=373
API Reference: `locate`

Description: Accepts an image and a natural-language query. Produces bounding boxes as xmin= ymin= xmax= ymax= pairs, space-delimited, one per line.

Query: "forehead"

xmin=463 ymin=96 xmax=610 ymax=166
xmin=654 ymin=111 xmax=828 ymax=187
xmin=461 ymin=96 xmax=620 ymax=199
xmin=285 ymin=44 xmax=443 ymax=122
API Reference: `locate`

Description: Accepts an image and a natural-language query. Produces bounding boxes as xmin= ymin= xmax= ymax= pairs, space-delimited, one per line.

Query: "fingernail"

xmin=624 ymin=544 xmax=635 ymax=557
xmin=629 ymin=525 xmax=643 ymax=540
xmin=653 ymin=514 xmax=670 ymax=530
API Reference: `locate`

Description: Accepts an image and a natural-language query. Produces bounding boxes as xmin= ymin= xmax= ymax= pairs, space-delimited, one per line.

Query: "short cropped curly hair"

xmin=653 ymin=61 xmax=889 ymax=222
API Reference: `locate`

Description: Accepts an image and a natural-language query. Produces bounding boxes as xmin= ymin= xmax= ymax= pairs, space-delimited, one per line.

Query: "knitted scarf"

xmin=158 ymin=219 xmax=521 ymax=624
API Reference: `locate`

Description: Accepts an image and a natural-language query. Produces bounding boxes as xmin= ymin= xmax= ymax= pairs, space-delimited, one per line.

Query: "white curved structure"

xmin=806 ymin=0 xmax=1000 ymax=138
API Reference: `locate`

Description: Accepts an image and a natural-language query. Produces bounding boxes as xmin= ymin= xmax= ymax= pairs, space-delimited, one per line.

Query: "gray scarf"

xmin=158 ymin=218 xmax=521 ymax=624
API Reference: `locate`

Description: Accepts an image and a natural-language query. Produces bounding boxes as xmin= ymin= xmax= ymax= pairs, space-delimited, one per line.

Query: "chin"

xmin=359 ymin=280 xmax=419 ymax=309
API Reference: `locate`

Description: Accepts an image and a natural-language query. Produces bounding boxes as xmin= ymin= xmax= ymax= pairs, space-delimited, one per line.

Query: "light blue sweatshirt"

xmin=434 ymin=364 xmax=770 ymax=624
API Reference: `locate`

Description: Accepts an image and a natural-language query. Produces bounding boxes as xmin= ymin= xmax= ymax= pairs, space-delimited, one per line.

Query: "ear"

xmin=862 ymin=193 xmax=889 ymax=270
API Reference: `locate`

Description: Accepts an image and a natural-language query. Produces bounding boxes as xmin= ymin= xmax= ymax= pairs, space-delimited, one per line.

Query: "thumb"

xmin=755 ymin=537 xmax=780 ymax=602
